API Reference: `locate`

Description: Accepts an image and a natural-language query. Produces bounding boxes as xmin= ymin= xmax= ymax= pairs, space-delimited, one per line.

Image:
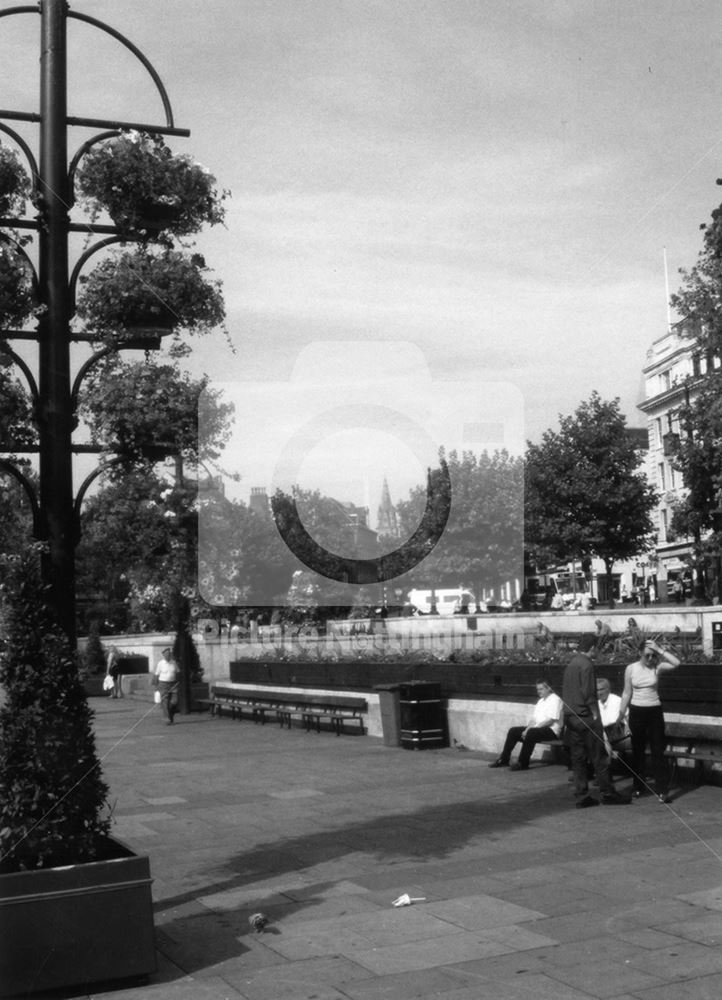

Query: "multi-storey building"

xmin=637 ymin=318 xmax=718 ymax=595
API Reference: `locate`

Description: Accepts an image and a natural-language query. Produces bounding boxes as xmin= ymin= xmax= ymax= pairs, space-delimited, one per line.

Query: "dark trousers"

xmin=158 ymin=680 xmax=177 ymax=723
xmin=565 ymin=714 xmax=613 ymax=798
xmin=499 ymin=725 xmax=557 ymax=767
xmin=628 ymin=704 xmax=668 ymax=793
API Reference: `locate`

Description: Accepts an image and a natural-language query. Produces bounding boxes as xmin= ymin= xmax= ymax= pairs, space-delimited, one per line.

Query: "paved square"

xmin=60 ymin=698 xmax=722 ymax=1000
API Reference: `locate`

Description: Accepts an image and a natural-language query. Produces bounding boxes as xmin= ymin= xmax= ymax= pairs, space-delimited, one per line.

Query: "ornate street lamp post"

xmin=0 ymin=0 xmax=190 ymax=646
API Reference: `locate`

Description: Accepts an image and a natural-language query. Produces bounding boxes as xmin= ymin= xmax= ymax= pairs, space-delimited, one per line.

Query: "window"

xmin=661 ymin=370 xmax=671 ymax=391
xmin=655 ymin=417 xmax=663 ymax=448
xmin=658 ymin=463 xmax=666 ymax=490
xmin=661 ymin=509 xmax=668 ymax=540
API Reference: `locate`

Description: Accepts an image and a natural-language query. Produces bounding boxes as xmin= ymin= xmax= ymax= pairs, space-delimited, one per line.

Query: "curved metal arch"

xmin=73 ymin=456 xmax=124 ymax=545
xmin=68 ymin=11 xmax=176 ymax=129
xmin=70 ymin=345 xmax=115 ymax=415
xmin=0 ymin=7 xmax=37 ymax=19
xmin=271 ymin=460 xmax=453 ymax=585
xmin=0 ymin=122 xmax=40 ymax=201
xmin=68 ymin=234 xmax=137 ymax=314
xmin=0 ymin=457 xmax=43 ymax=539
xmin=67 ymin=130 xmax=121 ymax=211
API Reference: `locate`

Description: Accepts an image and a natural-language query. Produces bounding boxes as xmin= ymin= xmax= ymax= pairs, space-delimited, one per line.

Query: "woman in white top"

xmin=618 ymin=639 xmax=680 ymax=801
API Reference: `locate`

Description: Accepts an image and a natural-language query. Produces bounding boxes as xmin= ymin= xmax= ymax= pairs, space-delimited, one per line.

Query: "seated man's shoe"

xmin=488 ymin=759 xmax=508 ymax=768
xmin=658 ymin=792 xmax=671 ymax=804
xmin=510 ymin=763 xmax=528 ymax=771
xmin=601 ymin=790 xmax=631 ymax=805
xmin=575 ymin=795 xmax=599 ymax=809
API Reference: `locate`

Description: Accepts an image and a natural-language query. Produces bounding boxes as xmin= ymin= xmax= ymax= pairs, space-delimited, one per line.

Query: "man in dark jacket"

xmin=562 ymin=635 xmax=629 ymax=808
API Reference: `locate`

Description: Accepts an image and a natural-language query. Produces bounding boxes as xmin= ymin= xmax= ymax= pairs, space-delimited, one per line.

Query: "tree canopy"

xmin=394 ymin=449 xmax=524 ymax=598
xmin=525 ymin=392 xmax=658 ymax=586
xmin=670 ymin=197 xmax=722 ymax=358
xmin=667 ymin=195 xmax=722 ymax=597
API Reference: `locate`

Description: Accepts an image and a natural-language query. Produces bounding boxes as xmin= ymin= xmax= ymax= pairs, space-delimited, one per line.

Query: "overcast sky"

xmin=3 ymin=0 xmax=721 ymax=512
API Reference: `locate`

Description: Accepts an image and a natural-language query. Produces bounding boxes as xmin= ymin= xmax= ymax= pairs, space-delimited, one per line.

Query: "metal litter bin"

xmin=374 ymin=684 xmax=401 ymax=746
xmin=399 ymin=681 xmax=445 ymax=750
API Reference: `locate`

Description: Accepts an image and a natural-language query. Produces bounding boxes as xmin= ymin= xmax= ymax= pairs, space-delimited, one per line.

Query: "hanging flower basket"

xmin=0 ymin=142 xmax=31 ymax=218
xmin=79 ymin=358 xmax=222 ymax=465
xmin=0 ymin=243 xmax=38 ymax=330
xmin=75 ymin=131 xmax=228 ymax=238
xmin=75 ymin=247 xmax=225 ymax=343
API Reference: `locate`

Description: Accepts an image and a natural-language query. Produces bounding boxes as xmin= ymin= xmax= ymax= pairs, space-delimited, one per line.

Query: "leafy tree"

xmin=394 ymin=450 xmax=523 ymax=602
xmin=670 ymin=197 xmax=722 ymax=357
xmin=74 ymin=360 xmax=234 ymax=636
xmin=198 ymin=487 xmax=298 ymax=610
xmin=525 ymin=392 xmax=658 ymax=604
xmin=666 ymin=197 xmax=722 ymax=598
xmin=668 ymin=375 xmax=722 ymax=540
xmin=76 ymin=469 xmax=172 ymax=631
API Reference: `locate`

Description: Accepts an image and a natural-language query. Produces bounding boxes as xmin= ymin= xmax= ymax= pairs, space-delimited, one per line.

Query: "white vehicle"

xmin=407 ymin=588 xmax=479 ymax=616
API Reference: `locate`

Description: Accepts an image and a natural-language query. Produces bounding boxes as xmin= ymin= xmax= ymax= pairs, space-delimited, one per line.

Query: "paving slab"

xmin=27 ymin=699 xmax=722 ymax=1000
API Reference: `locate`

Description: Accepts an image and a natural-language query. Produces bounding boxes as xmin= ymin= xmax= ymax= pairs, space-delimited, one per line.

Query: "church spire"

xmin=376 ymin=477 xmax=399 ymax=537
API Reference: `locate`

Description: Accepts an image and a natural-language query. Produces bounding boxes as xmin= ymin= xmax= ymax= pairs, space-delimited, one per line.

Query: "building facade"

xmin=636 ymin=319 xmax=717 ymax=596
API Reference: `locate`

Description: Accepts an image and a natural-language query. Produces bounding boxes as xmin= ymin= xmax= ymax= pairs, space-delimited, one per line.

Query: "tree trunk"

xmin=604 ymin=558 xmax=615 ymax=608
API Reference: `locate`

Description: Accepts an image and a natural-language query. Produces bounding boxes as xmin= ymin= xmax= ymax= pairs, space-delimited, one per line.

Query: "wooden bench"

xmin=206 ymin=685 xmax=367 ymax=736
xmin=664 ymin=721 xmax=722 ymax=786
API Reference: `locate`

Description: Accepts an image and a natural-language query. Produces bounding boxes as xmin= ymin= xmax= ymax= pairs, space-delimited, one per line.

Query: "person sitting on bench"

xmin=488 ymin=679 xmax=563 ymax=771
xmin=596 ymin=676 xmax=631 ymax=770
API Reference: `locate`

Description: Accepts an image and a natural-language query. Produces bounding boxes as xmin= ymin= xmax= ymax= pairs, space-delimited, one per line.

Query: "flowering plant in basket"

xmin=0 ymin=243 xmax=39 ymax=330
xmin=75 ymin=131 xmax=227 ymax=237
xmin=0 ymin=143 xmax=31 ymax=218
xmin=75 ymin=247 xmax=225 ymax=342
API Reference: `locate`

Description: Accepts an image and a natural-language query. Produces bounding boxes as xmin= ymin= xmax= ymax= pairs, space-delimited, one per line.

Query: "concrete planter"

xmin=0 ymin=836 xmax=156 ymax=997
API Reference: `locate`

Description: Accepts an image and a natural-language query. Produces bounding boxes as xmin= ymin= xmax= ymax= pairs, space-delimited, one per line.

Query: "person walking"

xmin=488 ymin=679 xmax=563 ymax=771
xmin=561 ymin=635 xmax=629 ymax=808
xmin=617 ymin=639 xmax=681 ymax=802
xmin=154 ymin=647 xmax=178 ymax=725
xmin=106 ymin=645 xmax=123 ymax=699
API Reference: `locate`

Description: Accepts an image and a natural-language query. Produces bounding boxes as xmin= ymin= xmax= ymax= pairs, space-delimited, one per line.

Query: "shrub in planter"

xmin=0 ymin=548 xmax=111 ymax=872
xmin=0 ymin=242 xmax=38 ymax=330
xmin=75 ymin=246 xmax=225 ymax=343
xmin=75 ymin=130 xmax=227 ymax=238
xmin=83 ymin=621 xmax=107 ymax=675
xmin=0 ymin=142 xmax=31 ymax=218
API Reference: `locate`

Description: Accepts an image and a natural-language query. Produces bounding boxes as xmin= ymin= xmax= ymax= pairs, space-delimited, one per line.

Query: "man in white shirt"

xmin=154 ymin=647 xmax=178 ymax=725
xmin=489 ymin=680 xmax=564 ymax=771
xmin=597 ymin=677 xmax=630 ymax=760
